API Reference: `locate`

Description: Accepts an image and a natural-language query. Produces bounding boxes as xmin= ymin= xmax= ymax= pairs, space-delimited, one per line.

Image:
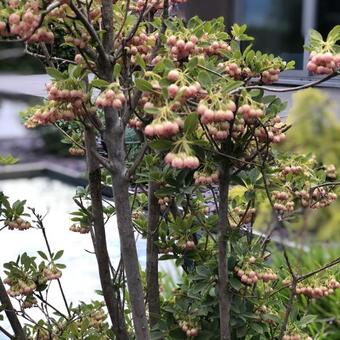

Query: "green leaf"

xmin=306 ymin=29 xmax=324 ymax=51
xmin=223 ymin=80 xmax=243 ymax=93
xmin=135 ymin=79 xmax=154 ymax=92
xmin=184 ymin=113 xmax=198 ymax=135
xmin=197 ymin=71 xmax=213 ymax=87
xmin=251 ymin=323 xmax=264 ymax=334
xmin=0 ymin=154 xmax=18 ymax=165
xmin=55 ymin=263 xmax=66 ymax=269
xmin=53 ymin=250 xmax=64 ymax=261
xmin=148 ymin=139 xmax=173 ymax=151
xmin=143 ymin=107 xmax=161 ymax=115
xmin=327 ymin=25 xmax=340 ymax=44
xmin=113 ymin=64 xmax=122 ymax=79
xmin=135 ymin=54 xmax=146 ymax=70
xmin=229 ymin=277 xmax=242 ymax=291
xmin=46 ymin=67 xmax=67 ymax=80
xmin=91 ymin=79 xmax=109 ymax=89
xmin=196 ymin=265 xmax=210 ymax=278
xmin=298 ymin=314 xmax=317 ymax=328
xmin=37 ymin=251 xmax=48 ymax=260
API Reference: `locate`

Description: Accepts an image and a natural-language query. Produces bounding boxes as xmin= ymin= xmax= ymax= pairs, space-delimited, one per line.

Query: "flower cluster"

xmin=127 ymin=31 xmax=157 ymax=64
xmin=69 ymin=223 xmax=90 ymax=234
xmin=307 ymin=52 xmax=340 ymax=75
xmin=272 ymin=191 xmax=295 ymax=214
xmin=234 ymin=266 xmax=278 ymax=286
xmin=178 ymin=321 xmax=199 ymax=337
xmin=65 ymin=33 xmax=90 ymax=49
xmin=193 ymin=170 xmax=219 ymax=185
xmin=95 ymin=88 xmax=126 ymax=110
xmin=144 ymin=119 xmax=181 ymax=138
xmin=4 ymin=217 xmax=31 ymax=231
xmin=164 ymin=152 xmax=200 ymax=169
xmin=295 ymin=277 xmax=340 ymax=298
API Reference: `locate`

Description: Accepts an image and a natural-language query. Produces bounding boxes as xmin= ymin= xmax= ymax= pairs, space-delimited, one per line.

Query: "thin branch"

xmin=199 ymin=64 xmax=339 ymax=94
xmin=127 ymin=142 xmax=148 ymax=178
xmin=53 ymin=123 xmax=85 ymax=150
xmin=244 ymin=71 xmax=340 ymax=93
xmin=39 ymin=42 xmax=55 ymax=68
xmin=29 ymin=209 xmax=71 ymax=317
xmin=25 ymin=44 xmax=75 ymax=64
xmin=230 ymin=71 xmax=340 ymax=95
xmin=112 ymin=0 xmax=131 ymax=47
xmin=298 ymin=256 xmax=340 ymax=282
xmin=33 ymin=292 xmax=68 ymax=319
xmin=310 ymin=181 xmax=340 ymax=191
xmin=0 ymin=326 xmax=15 ymax=340
xmin=69 ymin=2 xmax=108 ymax=62
xmin=113 ymin=0 xmax=151 ymax=61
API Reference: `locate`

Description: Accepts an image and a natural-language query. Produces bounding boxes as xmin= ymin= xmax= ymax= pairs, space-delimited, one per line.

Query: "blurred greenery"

xmin=271 ymin=244 xmax=340 ymax=340
xmin=279 ymin=89 xmax=340 ymax=240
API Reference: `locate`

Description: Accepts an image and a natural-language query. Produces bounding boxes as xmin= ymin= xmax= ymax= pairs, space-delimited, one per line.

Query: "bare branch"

xmin=0 ymin=326 xmax=15 ymax=339
xmin=127 ymin=142 xmax=148 ymax=178
xmin=69 ymin=2 xmax=108 ymax=63
xmin=298 ymin=257 xmax=340 ymax=282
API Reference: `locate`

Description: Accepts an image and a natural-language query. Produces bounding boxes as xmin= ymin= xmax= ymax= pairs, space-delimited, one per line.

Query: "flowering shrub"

xmin=0 ymin=1 xmax=340 ymax=339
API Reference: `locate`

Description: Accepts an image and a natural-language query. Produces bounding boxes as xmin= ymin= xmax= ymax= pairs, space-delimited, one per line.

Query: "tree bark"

xmin=111 ymin=174 xmax=150 ymax=339
xmin=217 ymin=166 xmax=231 ymax=340
xmin=98 ymin=0 xmax=149 ymax=335
xmin=85 ymin=127 xmax=129 ymax=339
xmin=0 ymin=277 xmax=26 ymax=340
xmin=146 ymin=181 xmax=161 ymax=327
xmin=101 ymin=106 xmax=149 ymax=339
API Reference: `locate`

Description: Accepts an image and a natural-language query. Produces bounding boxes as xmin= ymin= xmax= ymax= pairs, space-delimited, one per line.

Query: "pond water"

xmin=0 ymin=177 xmax=179 ymax=337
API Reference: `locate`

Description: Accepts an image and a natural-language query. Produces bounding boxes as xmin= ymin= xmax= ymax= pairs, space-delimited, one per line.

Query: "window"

xmin=234 ymin=0 xmax=340 ymax=86
xmin=236 ymin=0 xmax=304 ymax=69
xmin=180 ymin=0 xmax=339 ymax=86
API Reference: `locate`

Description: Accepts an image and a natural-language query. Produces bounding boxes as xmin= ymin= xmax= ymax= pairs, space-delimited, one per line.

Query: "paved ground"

xmin=0 ymin=74 xmax=48 ymax=97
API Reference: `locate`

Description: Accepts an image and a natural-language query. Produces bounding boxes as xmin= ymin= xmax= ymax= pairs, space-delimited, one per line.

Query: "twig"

xmin=25 ymin=44 xmax=75 ymax=65
xmin=0 ymin=326 xmax=15 ymax=339
xmin=310 ymin=181 xmax=340 ymax=191
xmin=112 ymin=0 xmax=131 ymax=47
xmin=53 ymin=123 xmax=85 ymax=150
xmin=39 ymin=42 xmax=55 ymax=68
xmin=298 ymin=256 xmax=340 ymax=282
xmin=127 ymin=142 xmax=148 ymax=178
xmin=230 ymin=71 xmax=340 ymax=94
xmin=29 ymin=209 xmax=71 ymax=317
xmin=69 ymin=2 xmax=108 ymax=62
xmin=33 ymin=292 xmax=68 ymax=319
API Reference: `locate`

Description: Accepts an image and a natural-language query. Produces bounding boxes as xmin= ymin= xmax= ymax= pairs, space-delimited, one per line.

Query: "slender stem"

xmin=127 ymin=142 xmax=148 ymax=178
xmin=69 ymin=2 xmax=108 ymax=62
xmin=146 ymin=181 xmax=161 ymax=326
xmin=243 ymin=71 xmax=340 ymax=93
xmin=85 ymin=126 xmax=129 ymax=339
xmin=278 ymin=249 xmax=297 ymax=339
xmin=298 ymin=257 xmax=340 ymax=282
xmin=30 ymin=209 xmax=71 ymax=317
xmin=40 ymin=226 xmax=71 ymax=317
xmin=217 ymin=164 xmax=231 ymax=340
xmin=0 ymin=326 xmax=15 ymax=339
xmin=33 ymin=293 xmax=68 ymax=319
xmin=39 ymin=42 xmax=55 ymax=68
xmin=199 ymin=64 xmax=339 ymax=94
